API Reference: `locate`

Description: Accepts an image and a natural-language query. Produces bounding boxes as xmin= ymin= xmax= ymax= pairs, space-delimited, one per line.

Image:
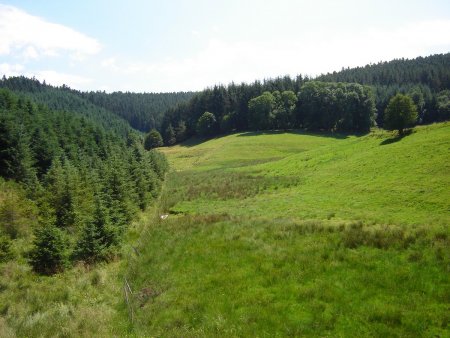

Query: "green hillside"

xmin=0 ymin=76 xmax=195 ymax=134
xmin=124 ymin=123 xmax=449 ymax=337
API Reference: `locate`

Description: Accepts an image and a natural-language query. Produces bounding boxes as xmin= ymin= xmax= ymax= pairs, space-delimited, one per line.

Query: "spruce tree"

xmin=164 ymin=124 xmax=176 ymax=145
xmin=29 ymin=223 xmax=67 ymax=275
xmin=73 ymin=196 xmax=115 ymax=263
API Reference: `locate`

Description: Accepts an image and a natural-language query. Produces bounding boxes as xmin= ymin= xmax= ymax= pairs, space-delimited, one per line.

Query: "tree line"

xmin=0 ymin=76 xmax=195 ymax=133
xmin=155 ymin=53 xmax=450 ymax=146
xmin=0 ymin=89 xmax=168 ymax=274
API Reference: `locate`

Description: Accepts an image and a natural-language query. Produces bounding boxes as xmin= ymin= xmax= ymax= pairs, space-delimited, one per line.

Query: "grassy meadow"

xmin=1 ymin=123 xmax=448 ymax=337
xmin=125 ymin=123 xmax=449 ymax=337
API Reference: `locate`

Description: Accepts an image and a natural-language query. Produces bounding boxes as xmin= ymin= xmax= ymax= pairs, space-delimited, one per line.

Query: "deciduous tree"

xmin=384 ymin=94 xmax=418 ymax=134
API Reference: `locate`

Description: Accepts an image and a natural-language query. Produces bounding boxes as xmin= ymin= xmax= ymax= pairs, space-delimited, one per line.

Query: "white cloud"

xmin=101 ymin=57 xmax=120 ymax=71
xmin=90 ymin=19 xmax=450 ymax=92
xmin=0 ymin=63 xmax=25 ymax=77
xmin=0 ymin=4 xmax=101 ymax=60
xmin=22 ymin=46 xmax=39 ymax=60
xmin=132 ymin=19 xmax=450 ymax=91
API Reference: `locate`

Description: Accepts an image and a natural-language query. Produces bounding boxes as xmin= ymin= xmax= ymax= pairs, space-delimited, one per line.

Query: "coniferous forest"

xmin=0 ymin=88 xmax=168 ymax=273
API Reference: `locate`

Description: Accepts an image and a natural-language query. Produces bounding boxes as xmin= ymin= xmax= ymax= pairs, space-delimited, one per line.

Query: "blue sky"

xmin=1 ymin=0 xmax=450 ymax=92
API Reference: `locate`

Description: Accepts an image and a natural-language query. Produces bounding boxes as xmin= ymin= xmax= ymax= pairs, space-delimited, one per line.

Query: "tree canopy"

xmin=144 ymin=129 xmax=164 ymax=150
xmin=384 ymin=94 xmax=418 ymax=134
xmin=196 ymin=112 xmax=217 ymax=136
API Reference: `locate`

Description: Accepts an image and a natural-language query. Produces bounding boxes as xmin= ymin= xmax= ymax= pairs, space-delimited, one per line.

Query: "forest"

xmin=159 ymin=53 xmax=450 ymax=145
xmin=0 ymin=88 xmax=168 ymax=273
xmin=0 ymin=76 xmax=195 ymax=133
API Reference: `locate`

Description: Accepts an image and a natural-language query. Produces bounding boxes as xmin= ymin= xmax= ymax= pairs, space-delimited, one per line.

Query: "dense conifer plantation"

xmin=0 ymin=88 xmax=168 ymax=272
xmin=0 ymin=76 xmax=195 ymax=133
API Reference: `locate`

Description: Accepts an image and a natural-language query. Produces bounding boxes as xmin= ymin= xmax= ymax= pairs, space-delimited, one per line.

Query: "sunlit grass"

xmin=127 ymin=123 xmax=450 ymax=336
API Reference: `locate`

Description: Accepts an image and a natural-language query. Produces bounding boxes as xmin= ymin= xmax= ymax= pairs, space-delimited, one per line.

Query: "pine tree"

xmin=73 ymin=196 xmax=116 ymax=263
xmin=164 ymin=124 xmax=176 ymax=145
xmin=29 ymin=223 xmax=67 ymax=275
xmin=174 ymin=120 xmax=187 ymax=142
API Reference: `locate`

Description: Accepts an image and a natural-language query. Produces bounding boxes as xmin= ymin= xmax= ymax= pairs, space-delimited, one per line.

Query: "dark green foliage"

xmin=384 ymin=94 xmax=418 ymax=134
xmin=0 ymin=112 xmax=38 ymax=186
xmin=0 ymin=76 xmax=194 ymax=134
xmin=29 ymin=223 xmax=68 ymax=275
xmin=44 ymin=158 xmax=76 ymax=228
xmin=436 ymin=90 xmax=450 ymax=121
xmin=248 ymin=92 xmax=275 ymax=130
xmin=174 ymin=120 xmax=187 ymax=142
xmin=73 ymin=198 xmax=115 ymax=263
xmin=196 ymin=112 xmax=217 ymax=136
xmin=0 ymin=89 xmax=168 ymax=272
xmin=0 ymin=233 xmax=13 ymax=262
xmin=81 ymin=91 xmax=195 ymax=132
xmin=297 ymin=82 xmax=375 ymax=132
xmin=163 ymin=124 xmax=176 ymax=145
xmin=161 ymin=54 xmax=450 ymax=138
xmin=316 ymin=53 xmax=450 ymax=91
xmin=144 ymin=129 xmax=163 ymax=150
xmin=274 ymin=90 xmax=297 ymax=129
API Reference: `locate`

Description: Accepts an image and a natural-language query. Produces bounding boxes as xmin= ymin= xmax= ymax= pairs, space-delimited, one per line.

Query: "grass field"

xmin=125 ymin=123 xmax=450 ymax=337
xmin=1 ymin=123 xmax=448 ymax=337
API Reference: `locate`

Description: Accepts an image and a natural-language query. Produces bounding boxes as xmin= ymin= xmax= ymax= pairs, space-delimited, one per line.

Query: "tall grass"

xmin=121 ymin=123 xmax=450 ymax=336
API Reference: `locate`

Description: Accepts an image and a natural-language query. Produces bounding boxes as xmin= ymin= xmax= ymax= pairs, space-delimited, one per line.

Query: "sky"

xmin=1 ymin=0 xmax=450 ymax=93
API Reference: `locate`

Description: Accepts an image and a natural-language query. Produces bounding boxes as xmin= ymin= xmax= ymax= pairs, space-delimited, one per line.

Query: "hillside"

xmin=0 ymin=89 xmax=168 ymax=337
xmin=316 ymin=53 xmax=450 ymax=90
xmin=0 ymin=76 xmax=195 ymax=133
xmin=123 ymin=123 xmax=450 ymax=336
xmin=160 ymin=53 xmax=450 ymax=143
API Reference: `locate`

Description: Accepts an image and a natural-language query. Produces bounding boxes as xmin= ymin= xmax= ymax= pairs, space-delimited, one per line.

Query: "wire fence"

xmin=122 ymin=172 xmax=170 ymax=326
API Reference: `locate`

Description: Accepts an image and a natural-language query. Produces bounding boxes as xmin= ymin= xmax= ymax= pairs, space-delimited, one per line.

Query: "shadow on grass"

xmin=236 ymin=129 xmax=368 ymax=140
xmin=174 ymin=128 xmax=369 ymax=148
xmin=380 ymin=129 xmax=413 ymax=146
xmin=174 ymin=135 xmax=225 ymax=148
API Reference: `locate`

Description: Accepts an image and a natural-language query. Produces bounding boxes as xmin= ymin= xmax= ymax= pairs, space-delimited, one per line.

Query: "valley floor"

xmin=124 ymin=123 xmax=449 ymax=336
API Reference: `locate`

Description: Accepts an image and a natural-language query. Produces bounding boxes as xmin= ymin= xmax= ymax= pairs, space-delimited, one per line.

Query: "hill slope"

xmin=0 ymin=76 xmax=195 ymax=133
xmin=160 ymin=53 xmax=450 ymax=142
xmin=0 ymin=88 xmax=168 ymax=337
xmin=125 ymin=123 xmax=449 ymax=336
